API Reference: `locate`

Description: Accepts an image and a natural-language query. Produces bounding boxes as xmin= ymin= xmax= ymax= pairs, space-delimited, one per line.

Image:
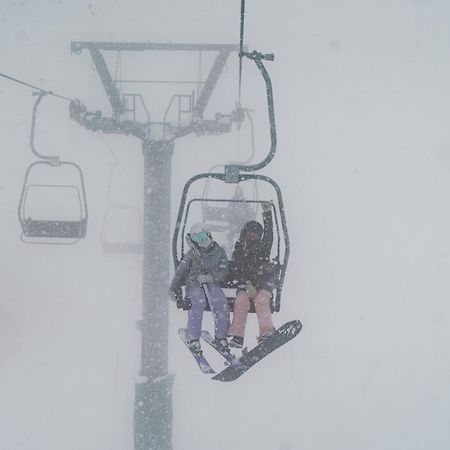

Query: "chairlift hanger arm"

xmin=227 ymin=51 xmax=276 ymax=173
xmin=30 ymin=92 xmax=60 ymax=164
xmin=232 ymin=0 xmax=276 ymax=173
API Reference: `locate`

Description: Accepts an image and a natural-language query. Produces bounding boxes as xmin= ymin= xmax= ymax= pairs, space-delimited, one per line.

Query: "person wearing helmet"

xmin=227 ymin=201 xmax=276 ymax=348
xmin=169 ymin=223 xmax=230 ymax=357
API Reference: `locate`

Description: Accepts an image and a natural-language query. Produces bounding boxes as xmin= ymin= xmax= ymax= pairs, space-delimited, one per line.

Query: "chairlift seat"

xmin=176 ymin=267 xmax=283 ymax=314
xmin=22 ymin=218 xmax=87 ymax=239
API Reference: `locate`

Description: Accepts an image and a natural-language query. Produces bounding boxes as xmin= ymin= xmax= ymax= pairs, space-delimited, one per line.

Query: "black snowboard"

xmin=212 ymin=320 xmax=302 ymax=382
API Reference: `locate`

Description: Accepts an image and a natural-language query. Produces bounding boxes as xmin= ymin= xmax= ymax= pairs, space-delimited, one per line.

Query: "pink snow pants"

xmin=228 ymin=288 xmax=275 ymax=338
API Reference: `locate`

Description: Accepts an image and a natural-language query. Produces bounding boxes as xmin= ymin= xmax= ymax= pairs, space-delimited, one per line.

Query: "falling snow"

xmin=2 ymin=1 xmax=450 ymax=450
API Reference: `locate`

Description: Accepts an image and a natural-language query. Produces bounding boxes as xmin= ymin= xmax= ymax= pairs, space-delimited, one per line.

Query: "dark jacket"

xmin=229 ymin=211 xmax=275 ymax=291
xmin=170 ymin=241 xmax=229 ymax=291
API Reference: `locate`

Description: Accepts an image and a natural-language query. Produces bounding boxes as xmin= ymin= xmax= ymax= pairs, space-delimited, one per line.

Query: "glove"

xmin=261 ymin=201 xmax=273 ymax=213
xmin=245 ymin=281 xmax=257 ymax=300
xmin=177 ymin=297 xmax=192 ymax=311
xmin=169 ymin=290 xmax=192 ymax=310
xmin=197 ymin=273 xmax=214 ymax=284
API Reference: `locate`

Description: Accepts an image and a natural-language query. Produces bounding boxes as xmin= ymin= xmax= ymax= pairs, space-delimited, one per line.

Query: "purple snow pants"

xmin=185 ymin=284 xmax=230 ymax=342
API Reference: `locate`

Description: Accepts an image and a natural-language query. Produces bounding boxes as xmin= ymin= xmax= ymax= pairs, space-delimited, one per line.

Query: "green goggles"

xmin=191 ymin=230 xmax=209 ymax=243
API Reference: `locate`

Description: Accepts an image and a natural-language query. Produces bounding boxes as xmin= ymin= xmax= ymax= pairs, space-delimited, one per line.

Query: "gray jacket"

xmin=170 ymin=242 xmax=229 ymax=291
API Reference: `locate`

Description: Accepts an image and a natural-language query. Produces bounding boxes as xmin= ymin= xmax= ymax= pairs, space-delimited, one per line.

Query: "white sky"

xmin=2 ymin=1 xmax=450 ymax=449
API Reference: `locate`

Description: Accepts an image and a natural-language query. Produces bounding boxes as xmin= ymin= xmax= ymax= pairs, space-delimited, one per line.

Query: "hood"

xmin=240 ymin=220 xmax=263 ymax=240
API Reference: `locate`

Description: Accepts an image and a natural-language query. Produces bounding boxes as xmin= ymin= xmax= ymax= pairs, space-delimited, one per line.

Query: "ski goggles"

xmin=191 ymin=230 xmax=209 ymax=243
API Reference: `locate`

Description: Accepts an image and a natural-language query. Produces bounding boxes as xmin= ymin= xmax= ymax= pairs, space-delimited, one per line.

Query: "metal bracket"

xmin=224 ymin=165 xmax=240 ymax=183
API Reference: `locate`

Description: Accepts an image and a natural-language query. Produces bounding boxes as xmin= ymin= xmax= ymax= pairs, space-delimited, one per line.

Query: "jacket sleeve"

xmin=229 ymin=242 xmax=242 ymax=282
xmin=211 ymin=247 xmax=229 ymax=283
xmin=169 ymin=252 xmax=192 ymax=291
xmin=261 ymin=210 xmax=273 ymax=258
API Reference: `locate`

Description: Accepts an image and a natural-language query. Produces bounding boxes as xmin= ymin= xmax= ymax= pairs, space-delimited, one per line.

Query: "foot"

xmin=214 ymin=337 xmax=231 ymax=354
xmin=187 ymin=339 xmax=203 ymax=357
xmin=228 ymin=335 xmax=244 ymax=349
xmin=257 ymin=329 xmax=276 ymax=344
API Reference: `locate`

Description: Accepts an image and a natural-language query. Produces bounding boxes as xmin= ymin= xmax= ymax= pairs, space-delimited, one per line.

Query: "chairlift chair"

xmin=172 ymin=15 xmax=288 ymax=312
xmin=100 ymin=163 xmax=143 ymax=256
xmin=101 ymin=204 xmax=143 ymax=256
xmin=172 ymin=172 xmax=289 ymax=313
xmin=18 ymin=162 xmax=88 ymax=244
xmin=18 ymin=91 xmax=88 ymax=244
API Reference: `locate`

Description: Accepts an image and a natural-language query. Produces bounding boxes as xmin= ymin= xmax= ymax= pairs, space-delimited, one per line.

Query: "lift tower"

xmin=70 ymin=41 xmax=241 ymax=450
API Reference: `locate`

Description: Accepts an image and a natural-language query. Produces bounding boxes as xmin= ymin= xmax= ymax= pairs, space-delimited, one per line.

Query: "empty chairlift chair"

xmin=18 ymin=92 xmax=88 ymax=244
xmin=101 ymin=164 xmax=143 ymax=256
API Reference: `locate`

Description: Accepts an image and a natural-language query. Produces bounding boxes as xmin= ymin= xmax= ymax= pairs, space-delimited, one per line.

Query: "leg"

xmin=206 ymin=283 xmax=230 ymax=340
xmin=185 ymin=286 xmax=207 ymax=341
xmin=253 ymin=289 xmax=275 ymax=336
xmin=227 ymin=290 xmax=251 ymax=338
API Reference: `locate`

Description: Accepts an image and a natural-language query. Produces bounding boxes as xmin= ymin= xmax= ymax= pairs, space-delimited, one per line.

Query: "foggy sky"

xmin=2 ymin=1 xmax=450 ymax=449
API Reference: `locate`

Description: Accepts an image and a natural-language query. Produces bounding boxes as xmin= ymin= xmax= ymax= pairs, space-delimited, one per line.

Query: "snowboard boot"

xmin=214 ymin=337 xmax=231 ymax=354
xmin=257 ymin=329 xmax=276 ymax=344
xmin=187 ymin=339 xmax=203 ymax=357
xmin=228 ymin=335 xmax=244 ymax=349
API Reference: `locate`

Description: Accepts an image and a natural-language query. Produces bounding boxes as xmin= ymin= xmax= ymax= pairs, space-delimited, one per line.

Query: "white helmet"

xmin=189 ymin=223 xmax=212 ymax=249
